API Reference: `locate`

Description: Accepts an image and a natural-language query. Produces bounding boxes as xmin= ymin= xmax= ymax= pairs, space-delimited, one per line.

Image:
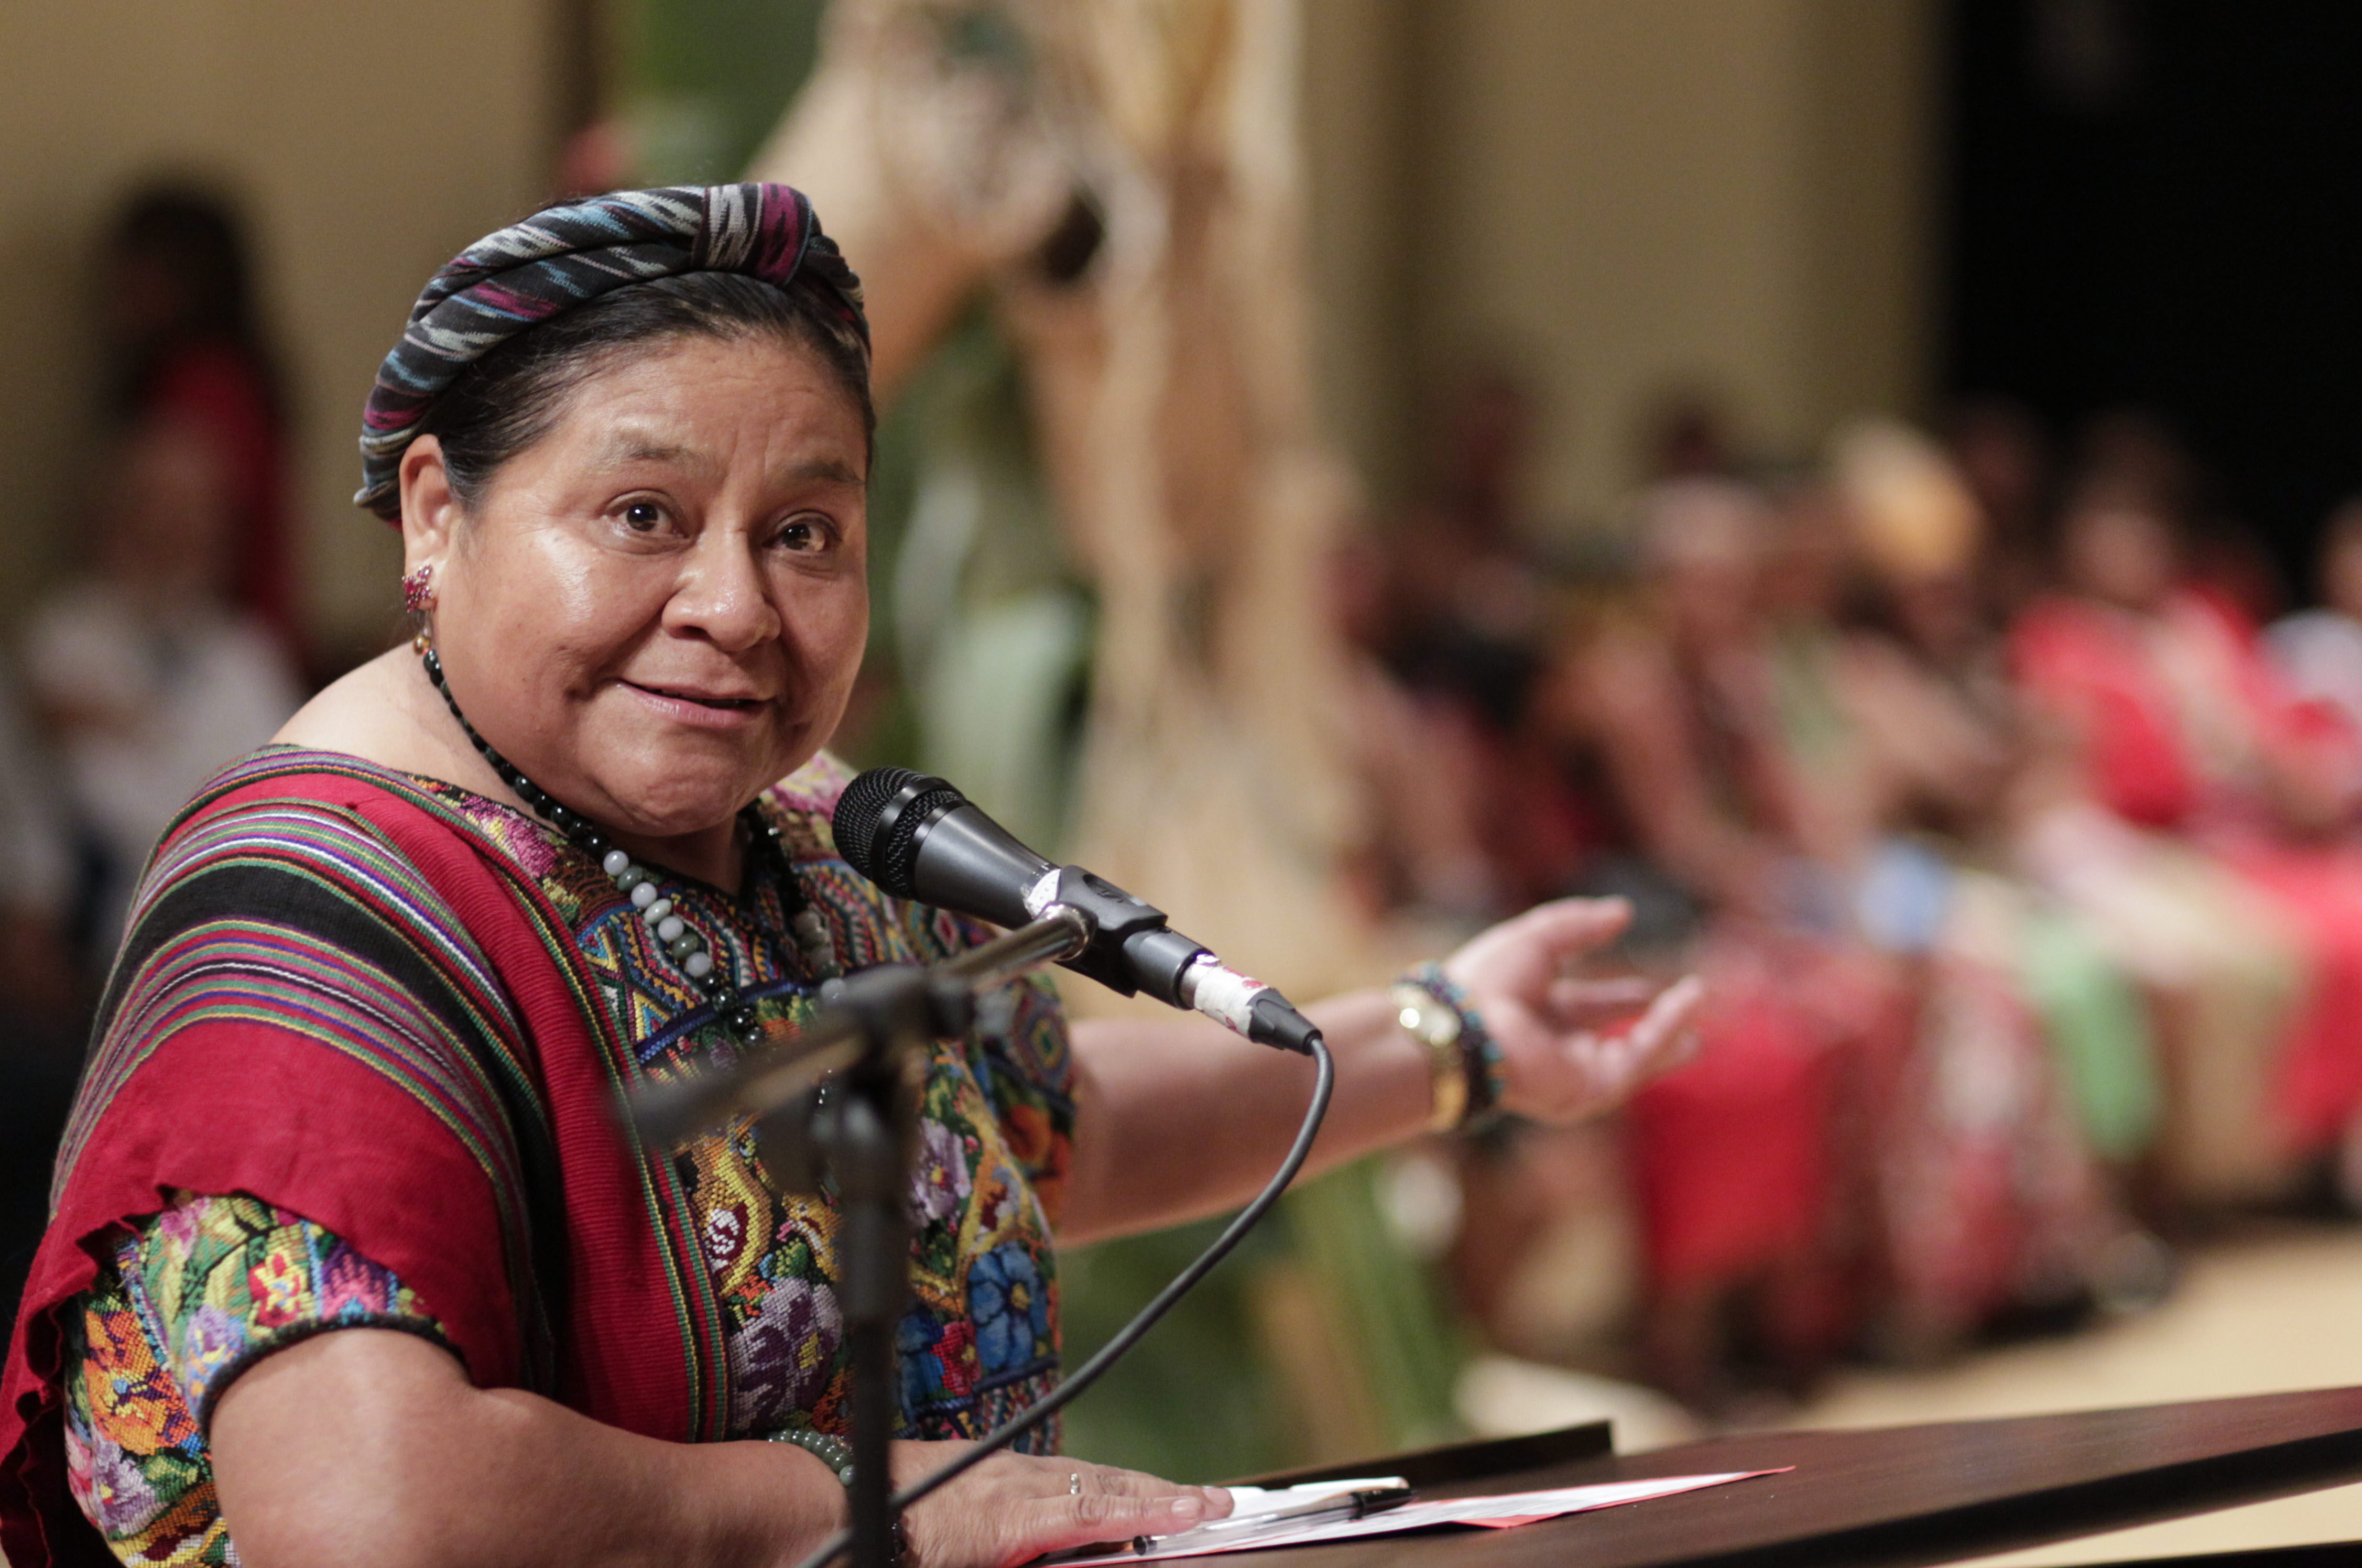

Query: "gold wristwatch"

xmin=1391 ymin=981 xmax=1468 ymax=1133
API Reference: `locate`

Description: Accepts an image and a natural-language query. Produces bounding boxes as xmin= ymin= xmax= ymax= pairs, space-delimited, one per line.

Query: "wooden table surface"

xmin=1223 ymin=1386 xmax=2362 ymax=1568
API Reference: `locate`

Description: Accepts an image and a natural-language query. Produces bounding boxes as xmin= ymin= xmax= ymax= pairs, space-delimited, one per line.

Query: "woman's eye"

xmin=622 ymin=501 xmax=666 ymax=531
xmin=778 ymin=515 xmax=834 ymax=553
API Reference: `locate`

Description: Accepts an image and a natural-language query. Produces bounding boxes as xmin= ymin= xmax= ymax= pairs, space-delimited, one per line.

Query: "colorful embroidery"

xmin=60 ymin=752 xmax=1077 ymax=1564
xmin=418 ymin=754 xmax=1075 ymax=1446
xmin=62 ymin=1192 xmax=444 ymax=1565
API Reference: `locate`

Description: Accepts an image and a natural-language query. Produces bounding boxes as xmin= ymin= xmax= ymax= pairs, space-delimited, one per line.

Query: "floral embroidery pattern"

xmin=431 ymin=755 xmax=1075 ymax=1449
xmin=61 ymin=1191 xmax=442 ymax=1565
xmin=970 ymin=1244 xmax=1052 ymax=1378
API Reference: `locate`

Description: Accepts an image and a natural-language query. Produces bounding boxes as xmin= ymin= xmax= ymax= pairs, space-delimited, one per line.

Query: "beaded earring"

xmin=401 ymin=563 xmax=437 ymax=613
xmin=402 ymin=564 xmax=437 ymax=654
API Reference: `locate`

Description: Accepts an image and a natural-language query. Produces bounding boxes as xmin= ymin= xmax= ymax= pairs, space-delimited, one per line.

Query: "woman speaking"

xmin=1 ymin=185 xmax=1697 ymax=1568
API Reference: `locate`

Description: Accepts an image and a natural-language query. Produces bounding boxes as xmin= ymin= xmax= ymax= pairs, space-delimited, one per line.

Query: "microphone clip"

xmin=1022 ymin=865 xmax=1210 ymax=1008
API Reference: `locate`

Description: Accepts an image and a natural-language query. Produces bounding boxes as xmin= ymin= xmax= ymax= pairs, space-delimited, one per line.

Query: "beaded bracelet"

xmin=769 ymin=1424 xmax=856 ymax=1485
xmin=768 ymin=1427 xmax=907 ymax=1562
xmin=1398 ymin=962 xmax=1507 ymax=1130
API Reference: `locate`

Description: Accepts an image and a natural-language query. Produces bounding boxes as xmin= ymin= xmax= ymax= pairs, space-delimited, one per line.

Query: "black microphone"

xmin=831 ymin=768 xmax=1320 ymax=1054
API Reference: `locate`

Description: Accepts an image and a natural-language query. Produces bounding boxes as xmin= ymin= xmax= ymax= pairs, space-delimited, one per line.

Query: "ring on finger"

xmin=1070 ymin=1473 xmax=1083 ymax=1496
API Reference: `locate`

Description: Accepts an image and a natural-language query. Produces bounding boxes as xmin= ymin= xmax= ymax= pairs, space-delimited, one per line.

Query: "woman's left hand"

xmin=1441 ymin=897 xmax=1703 ymax=1123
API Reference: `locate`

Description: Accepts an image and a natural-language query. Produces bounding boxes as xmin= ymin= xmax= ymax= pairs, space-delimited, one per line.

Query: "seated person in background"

xmin=1362 ymin=367 xmax=1598 ymax=923
xmin=2010 ymin=428 xmax=2362 ymax=1203
xmin=1821 ymin=423 xmax=2152 ymax=1346
xmin=2266 ymin=495 xmax=2362 ymax=780
xmin=25 ymin=416 xmax=303 ymax=953
xmin=1540 ymin=476 xmax=1903 ymax=1407
xmin=98 ymin=184 xmax=301 ymax=664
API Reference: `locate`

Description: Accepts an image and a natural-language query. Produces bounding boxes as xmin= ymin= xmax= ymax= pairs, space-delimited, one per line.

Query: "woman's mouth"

xmin=619 ymin=679 xmax=772 ymax=727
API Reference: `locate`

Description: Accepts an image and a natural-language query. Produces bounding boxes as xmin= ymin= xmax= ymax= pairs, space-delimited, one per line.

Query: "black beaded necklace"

xmin=419 ymin=646 xmax=844 ymax=1048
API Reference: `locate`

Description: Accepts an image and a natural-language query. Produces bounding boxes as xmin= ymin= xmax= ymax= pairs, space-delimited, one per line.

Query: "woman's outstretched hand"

xmin=1441 ymin=896 xmax=1703 ymax=1124
xmin=891 ymin=1442 xmax=1232 ymax=1568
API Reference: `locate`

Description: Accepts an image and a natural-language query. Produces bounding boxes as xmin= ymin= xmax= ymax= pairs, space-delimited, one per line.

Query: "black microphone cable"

xmin=788 ymin=1033 xmax=1336 ymax=1568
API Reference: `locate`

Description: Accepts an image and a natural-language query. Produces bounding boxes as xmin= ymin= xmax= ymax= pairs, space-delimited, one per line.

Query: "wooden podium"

xmin=1235 ymin=1385 xmax=2362 ymax=1567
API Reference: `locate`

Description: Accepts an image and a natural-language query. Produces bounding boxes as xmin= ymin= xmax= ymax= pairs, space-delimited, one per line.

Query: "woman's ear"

xmin=398 ymin=435 xmax=461 ymax=573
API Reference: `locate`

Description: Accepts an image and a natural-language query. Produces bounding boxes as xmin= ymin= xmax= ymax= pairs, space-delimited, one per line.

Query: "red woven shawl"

xmin=2 ymin=757 xmax=725 ymax=1567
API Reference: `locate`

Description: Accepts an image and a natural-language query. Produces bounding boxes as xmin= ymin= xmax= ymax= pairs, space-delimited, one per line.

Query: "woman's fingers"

xmin=994 ymin=1482 xmax=1225 ymax=1567
xmin=1593 ymin=974 xmax=1704 ymax=1087
xmin=1541 ymin=974 xmax=1663 ymax=1023
xmin=1070 ymin=1463 xmax=1229 ymax=1513
xmin=1059 ymin=1489 xmax=1218 ymax=1532
xmin=898 ymin=1445 xmax=1233 ymax=1568
xmin=1446 ymin=896 xmax=1633 ymax=994
xmin=1624 ymin=974 xmax=1705 ymax=1066
xmin=1510 ymin=972 xmax=1705 ymax=1121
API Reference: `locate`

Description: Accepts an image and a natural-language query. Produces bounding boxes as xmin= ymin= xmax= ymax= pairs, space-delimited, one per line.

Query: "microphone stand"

xmin=628 ymin=909 xmax=1093 ymax=1568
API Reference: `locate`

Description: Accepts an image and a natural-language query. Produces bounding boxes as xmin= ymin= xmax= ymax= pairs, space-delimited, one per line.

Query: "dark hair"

xmin=421 ymin=268 xmax=874 ymax=508
xmin=105 ymin=182 xmax=283 ymax=420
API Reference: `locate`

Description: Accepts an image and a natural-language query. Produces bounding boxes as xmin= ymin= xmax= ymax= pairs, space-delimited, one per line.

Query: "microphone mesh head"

xmin=832 ymin=767 xmax=965 ymax=896
xmin=831 ymin=767 xmax=921 ymax=880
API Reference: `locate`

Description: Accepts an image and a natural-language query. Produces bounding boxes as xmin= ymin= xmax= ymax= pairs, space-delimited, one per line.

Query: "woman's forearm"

xmin=1055 ymin=988 xmax=1432 ymax=1245
xmin=1057 ymin=898 xmax=1705 ymax=1246
xmin=212 ymin=1328 xmax=839 ymax=1568
xmin=212 ymin=1328 xmax=1232 ymax=1568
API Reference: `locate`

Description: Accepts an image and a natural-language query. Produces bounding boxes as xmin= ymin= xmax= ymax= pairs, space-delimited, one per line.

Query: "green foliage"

xmin=1057 ymin=1210 xmax=1300 ymax=1483
xmin=620 ymin=0 xmax=824 ymax=183
xmin=1057 ymin=1161 xmax=1469 ymax=1484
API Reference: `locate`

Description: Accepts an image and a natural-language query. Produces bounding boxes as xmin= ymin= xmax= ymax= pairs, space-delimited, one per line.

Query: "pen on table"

xmin=1134 ymin=1485 xmax=1419 ymax=1549
xmin=1228 ymin=1486 xmax=1416 ymax=1529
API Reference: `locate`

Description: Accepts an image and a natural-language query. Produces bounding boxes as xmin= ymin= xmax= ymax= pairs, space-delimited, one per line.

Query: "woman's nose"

xmin=666 ymin=531 xmax=780 ymax=651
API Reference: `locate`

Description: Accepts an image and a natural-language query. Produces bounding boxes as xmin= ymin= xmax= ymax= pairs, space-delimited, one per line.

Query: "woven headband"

xmin=355 ymin=182 xmax=867 ymax=520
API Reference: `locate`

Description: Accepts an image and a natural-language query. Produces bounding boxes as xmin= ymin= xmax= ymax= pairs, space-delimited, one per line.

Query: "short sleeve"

xmin=59 ymin=1192 xmax=450 ymax=1560
xmin=106 ymin=1191 xmax=448 ymax=1431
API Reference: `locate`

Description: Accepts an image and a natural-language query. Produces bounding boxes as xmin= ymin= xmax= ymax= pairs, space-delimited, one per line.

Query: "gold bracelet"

xmin=1390 ymin=981 xmax=1468 ymax=1133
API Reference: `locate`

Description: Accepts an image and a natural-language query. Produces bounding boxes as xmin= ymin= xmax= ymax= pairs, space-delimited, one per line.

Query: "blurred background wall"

xmin=1303 ymin=0 xmax=1938 ymax=525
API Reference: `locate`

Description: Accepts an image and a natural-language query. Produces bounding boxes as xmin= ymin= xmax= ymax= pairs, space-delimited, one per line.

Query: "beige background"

xmin=1301 ymin=0 xmax=1939 ymax=525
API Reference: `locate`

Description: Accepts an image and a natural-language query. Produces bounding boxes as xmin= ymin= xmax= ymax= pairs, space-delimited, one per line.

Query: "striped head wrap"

xmin=356 ymin=183 xmax=866 ymax=520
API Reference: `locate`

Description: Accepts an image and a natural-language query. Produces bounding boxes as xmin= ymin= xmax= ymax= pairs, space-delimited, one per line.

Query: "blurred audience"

xmin=1346 ymin=386 xmax=2362 ymax=1415
xmin=2011 ymin=433 xmax=2362 ymax=1202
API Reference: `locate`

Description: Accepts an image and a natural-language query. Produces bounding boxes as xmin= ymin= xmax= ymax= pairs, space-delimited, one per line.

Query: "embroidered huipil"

xmin=25 ymin=750 xmax=1072 ymax=1567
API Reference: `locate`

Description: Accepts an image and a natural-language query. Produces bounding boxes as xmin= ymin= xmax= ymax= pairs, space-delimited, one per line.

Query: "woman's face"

xmin=402 ymin=333 xmax=869 ymax=844
xmin=2062 ymin=491 xmax=2178 ymax=611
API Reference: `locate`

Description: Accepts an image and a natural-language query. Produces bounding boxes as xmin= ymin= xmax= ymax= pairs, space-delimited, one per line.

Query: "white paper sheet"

xmin=1043 ymin=1469 xmax=1787 ymax=1564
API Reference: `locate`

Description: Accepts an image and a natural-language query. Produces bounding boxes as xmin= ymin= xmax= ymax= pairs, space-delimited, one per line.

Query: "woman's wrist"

xmin=725 ymin=1435 xmax=857 ymax=1568
xmin=766 ymin=1428 xmax=907 ymax=1563
xmin=1392 ymin=962 xmax=1506 ymax=1131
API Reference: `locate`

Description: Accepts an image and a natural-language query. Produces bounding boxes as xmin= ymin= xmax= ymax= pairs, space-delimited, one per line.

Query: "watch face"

xmin=1394 ymin=985 xmax=1462 ymax=1048
xmin=1417 ymin=1002 xmax=1461 ymax=1049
